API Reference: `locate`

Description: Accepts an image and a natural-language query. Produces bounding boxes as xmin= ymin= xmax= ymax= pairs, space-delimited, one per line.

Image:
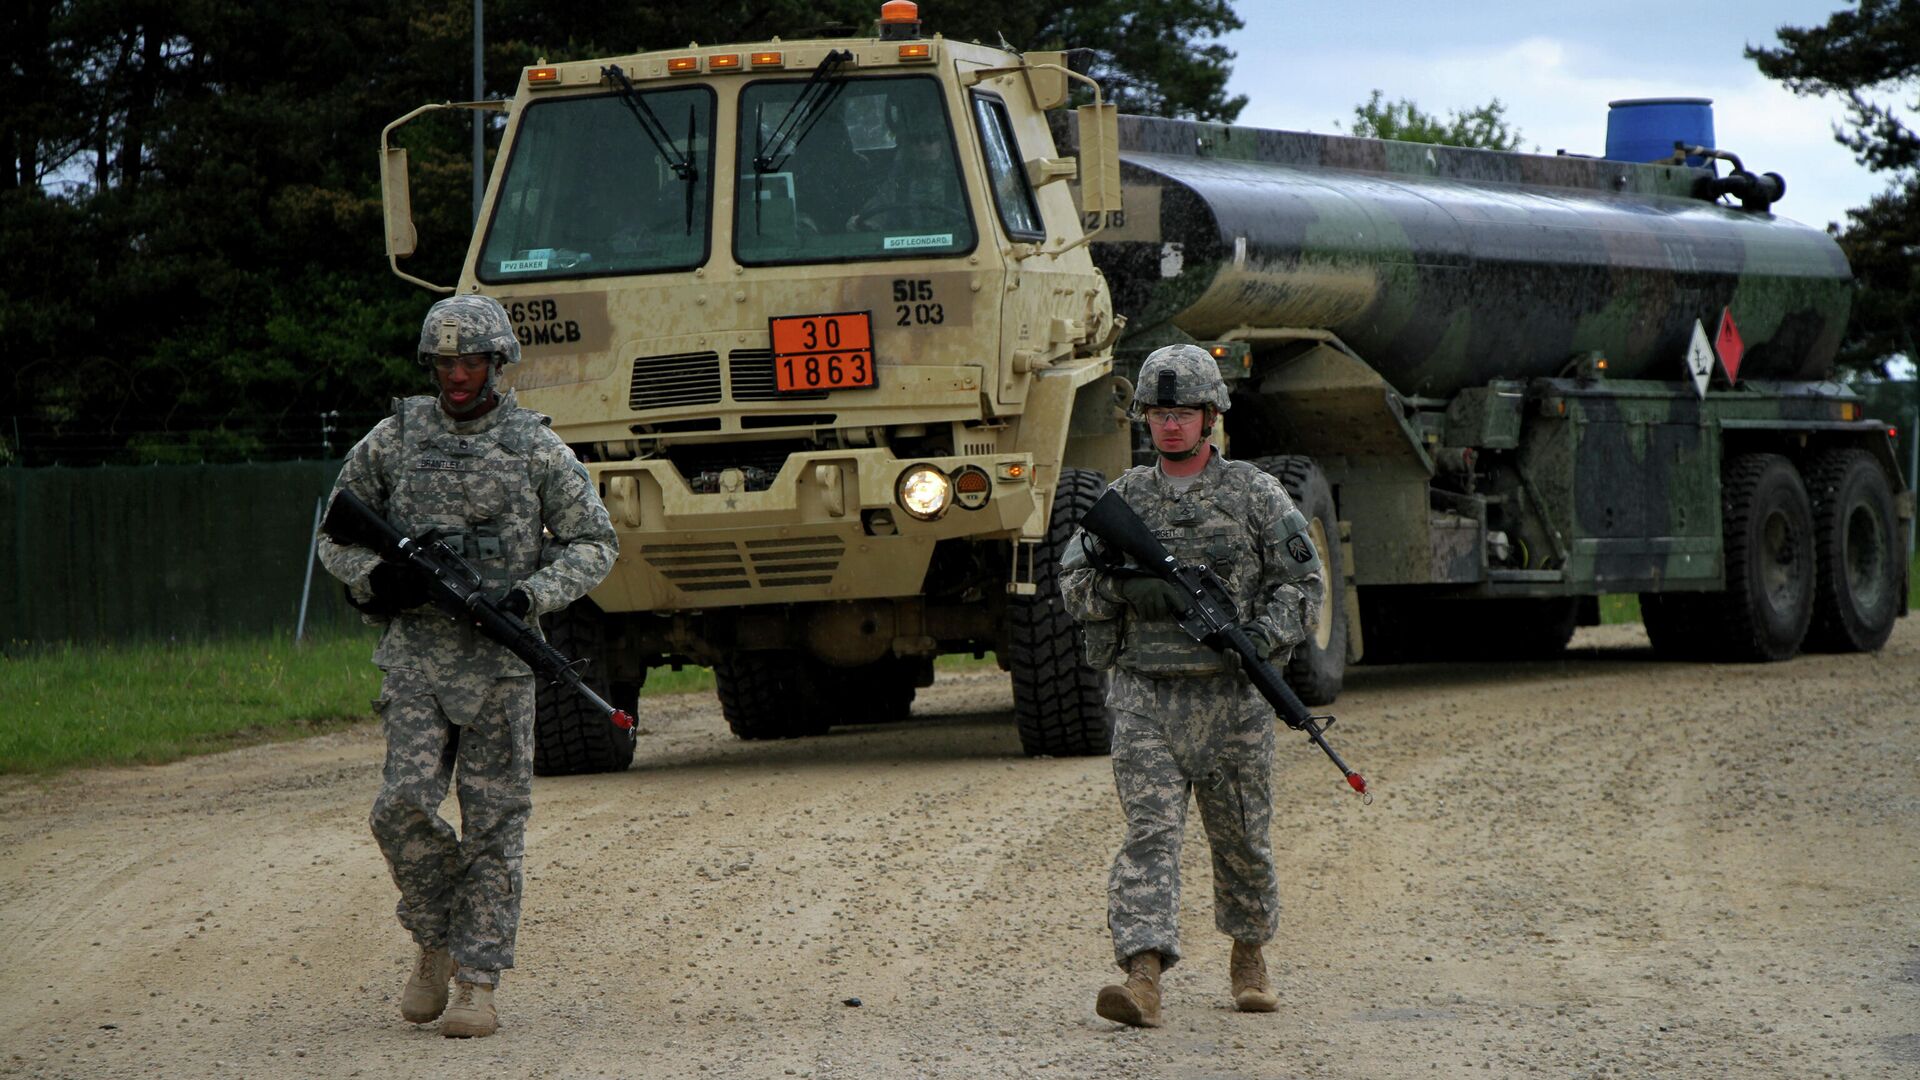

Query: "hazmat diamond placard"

xmin=1715 ymin=308 xmax=1745 ymax=384
xmin=1685 ymin=320 xmax=1714 ymax=398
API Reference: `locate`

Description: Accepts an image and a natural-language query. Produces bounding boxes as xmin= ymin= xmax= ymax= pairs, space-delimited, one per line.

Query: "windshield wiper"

xmin=601 ymin=65 xmax=699 ymax=234
xmin=753 ymin=49 xmax=852 ymax=174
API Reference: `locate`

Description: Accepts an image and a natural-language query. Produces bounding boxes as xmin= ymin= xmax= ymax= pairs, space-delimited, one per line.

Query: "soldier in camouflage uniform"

xmin=1061 ymin=344 xmax=1324 ymax=1027
xmin=318 ymin=294 xmax=618 ymax=1038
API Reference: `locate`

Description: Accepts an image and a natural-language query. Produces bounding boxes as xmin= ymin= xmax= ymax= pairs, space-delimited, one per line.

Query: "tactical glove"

xmin=497 ymin=587 xmax=533 ymax=619
xmin=1217 ymin=623 xmax=1278 ymax=675
xmin=1117 ymin=577 xmax=1187 ymax=620
xmin=359 ymin=561 xmax=430 ymax=614
xmin=1241 ymin=624 xmax=1280 ymax=659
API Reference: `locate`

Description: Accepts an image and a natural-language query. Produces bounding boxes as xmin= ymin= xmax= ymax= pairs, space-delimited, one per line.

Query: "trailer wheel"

xmin=1638 ymin=591 xmax=1713 ymax=660
xmin=1707 ymin=453 xmax=1815 ymax=661
xmin=1802 ymin=448 xmax=1902 ymax=653
xmin=715 ymin=652 xmax=830 ymax=740
xmin=1008 ymin=467 xmax=1110 ymax=757
xmin=532 ymin=600 xmax=640 ymax=776
xmin=1357 ymin=590 xmax=1572 ymax=662
xmin=1248 ymin=455 xmax=1347 ymax=704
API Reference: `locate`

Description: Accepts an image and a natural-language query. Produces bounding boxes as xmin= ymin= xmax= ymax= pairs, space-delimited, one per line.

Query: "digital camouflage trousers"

xmin=1106 ymin=669 xmax=1279 ymax=970
xmin=370 ymin=667 xmax=535 ymax=986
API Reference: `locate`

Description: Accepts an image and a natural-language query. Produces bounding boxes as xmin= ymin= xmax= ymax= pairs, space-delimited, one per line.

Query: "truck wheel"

xmin=1802 ymin=448 xmax=1902 ymax=653
xmin=801 ymin=656 xmax=918 ymax=726
xmin=1008 ymin=467 xmax=1110 ymax=757
xmin=532 ymin=600 xmax=640 ymax=776
xmin=715 ymin=652 xmax=830 ymax=740
xmin=1706 ymin=453 xmax=1815 ymax=661
xmin=1248 ymin=455 xmax=1347 ymax=704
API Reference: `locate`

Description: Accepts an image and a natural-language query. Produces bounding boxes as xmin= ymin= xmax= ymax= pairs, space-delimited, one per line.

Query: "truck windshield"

xmin=735 ymin=76 xmax=975 ymax=265
xmin=477 ymin=87 xmax=715 ymax=283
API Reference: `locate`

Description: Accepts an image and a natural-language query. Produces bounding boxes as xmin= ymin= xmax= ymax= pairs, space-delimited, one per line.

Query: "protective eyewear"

xmin=1144 ymin=407 xmax=1202 ymax=427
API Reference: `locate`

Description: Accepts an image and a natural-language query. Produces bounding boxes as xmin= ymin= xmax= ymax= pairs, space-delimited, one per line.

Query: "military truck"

xmin=379 ymin=4 xmax=1910 ymax=775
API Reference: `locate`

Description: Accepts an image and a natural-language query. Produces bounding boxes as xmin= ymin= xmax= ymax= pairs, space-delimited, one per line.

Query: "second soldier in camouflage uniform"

xmin=1061 ymin=344 xmax=1323 ymax=1027
xmin=319 ymin=294 xmax=618 ymax=1038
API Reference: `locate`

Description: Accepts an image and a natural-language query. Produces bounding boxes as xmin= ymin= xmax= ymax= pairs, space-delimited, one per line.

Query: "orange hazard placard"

xmin=769 ymin=311 xmax=876 ymax=393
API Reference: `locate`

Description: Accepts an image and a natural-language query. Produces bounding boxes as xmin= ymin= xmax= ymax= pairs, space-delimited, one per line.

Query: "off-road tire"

xmin=1638 ymin=591 xmax=1714 ymax=660
xmin=1701 ymin=452 xmax=1815 ymax=661
xmin=1472 ymin=597 xmax=1580 ymax=659
xmin=1247 ymin=455 xmax=1346 ymax=705
xmin=1357 ymin=591 xmax=1575 ymax=663
xmin=532 ymin=601 xmax=640 ymax=776
xmin=1802 ymin=447 xmax=1902 ymax=653
xmin=715 ymin=652 xmax=830 ymax=740
xmin=801 ymin=655 xmax=920 ymax=726
xmin=1008 ymin=467 xmax=1110 ymax=757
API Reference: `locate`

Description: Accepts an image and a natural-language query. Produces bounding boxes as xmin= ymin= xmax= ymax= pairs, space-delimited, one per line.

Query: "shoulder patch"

xmin=1286 ymin=534 xmax=1314 ymax=564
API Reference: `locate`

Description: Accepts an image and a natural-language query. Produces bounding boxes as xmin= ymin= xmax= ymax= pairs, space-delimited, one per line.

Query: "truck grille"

xmin=729 ymin=349 xmax=829 ymax=402
xmin=645 ymin=535 xmax=845 ymax=592
xmin=630 ymin=351 xmax=721 ymax=410
xmin=627 ymin=349 xmax=830 ymax=412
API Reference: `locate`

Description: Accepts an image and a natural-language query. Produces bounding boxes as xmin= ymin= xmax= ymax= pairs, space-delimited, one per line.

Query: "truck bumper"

xmin=587 ymin=449 xmax=1038 ymax=612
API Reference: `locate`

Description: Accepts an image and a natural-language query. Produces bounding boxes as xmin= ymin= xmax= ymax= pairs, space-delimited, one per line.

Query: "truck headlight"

xmin=896 ymin=464 xmax=952 ymax=521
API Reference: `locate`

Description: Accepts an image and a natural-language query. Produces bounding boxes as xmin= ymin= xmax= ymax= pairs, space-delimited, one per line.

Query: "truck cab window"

xmin=735 ymin=76 xmax=975 ymax=265
xmin=971 ymin=93 xmax=1044 ymax=241
xmin=477 ymin=88 xmax=715 ymax=283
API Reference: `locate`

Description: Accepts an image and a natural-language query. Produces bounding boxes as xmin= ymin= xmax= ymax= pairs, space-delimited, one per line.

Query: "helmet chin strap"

xmin=429 ymin=356 xmax=504 ymax=417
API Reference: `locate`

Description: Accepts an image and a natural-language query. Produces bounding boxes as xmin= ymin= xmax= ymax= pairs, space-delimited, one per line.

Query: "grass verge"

xmin=1 ymin=632 xmax=386 ymax=774
xmin=0 ymin=636 xmax=1008 ymax=774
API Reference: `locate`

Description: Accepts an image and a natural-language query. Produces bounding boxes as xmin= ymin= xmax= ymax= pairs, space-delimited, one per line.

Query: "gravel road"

xmin=4 ymin=620 xmax=1918 ymax=1079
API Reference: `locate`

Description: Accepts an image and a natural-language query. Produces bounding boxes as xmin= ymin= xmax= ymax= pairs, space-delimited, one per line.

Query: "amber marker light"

xmin=526 ymin=66 xmax=560 ymax=86
xmin=667 ymin=56 xmax=700 ymax=74
xmin=751 ymin=51 xmax=784 ymax=67
xmin=898 ymin=43 xmax=932 ymax=61
xmin=708 ymin=53 xmax=740 ymax=70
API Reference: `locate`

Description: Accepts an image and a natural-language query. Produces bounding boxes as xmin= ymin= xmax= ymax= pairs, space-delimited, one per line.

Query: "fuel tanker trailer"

xmin=1057 ymin=106 xmax=1908 ymax=697
xmin=376 ymin=4 xmax=1908 ymax=774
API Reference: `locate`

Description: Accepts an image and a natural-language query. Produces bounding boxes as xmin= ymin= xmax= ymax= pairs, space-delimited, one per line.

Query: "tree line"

xmin=0 ymin=1 xmax=1244 ymax=465
xmin=1 ymin=1 xmax=1910 ymax=466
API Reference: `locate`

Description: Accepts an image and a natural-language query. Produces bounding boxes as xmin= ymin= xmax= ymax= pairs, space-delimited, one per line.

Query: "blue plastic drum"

xmin=1606 ymin=98 xmax=1715 ymax=165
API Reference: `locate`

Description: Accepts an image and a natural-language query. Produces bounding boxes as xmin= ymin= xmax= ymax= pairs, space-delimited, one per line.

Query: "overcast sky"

xmin=1219 ymin=0 xmax=1912 ymax=235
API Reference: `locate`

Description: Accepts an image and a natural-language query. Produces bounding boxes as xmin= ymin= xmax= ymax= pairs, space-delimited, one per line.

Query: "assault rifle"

xmin=1078 ymin=489 xmax=1369 ymax=800
xmin=321 ymin=488 xmax=634 ymax=732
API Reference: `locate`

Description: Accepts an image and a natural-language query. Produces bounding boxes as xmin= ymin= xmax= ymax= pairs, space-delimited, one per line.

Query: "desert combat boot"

xmin=1230 ymin=940 xmax=1279 ymax=1012
xmin=399 ymin=945 xmax=455 ymax=1023
xmin=1095 ymin=950 xmax=1164 ymax=1028
xmin=441 ymin=980 xmax=498 ymax=1038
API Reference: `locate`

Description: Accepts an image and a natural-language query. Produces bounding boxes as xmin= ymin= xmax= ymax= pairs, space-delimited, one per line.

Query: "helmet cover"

xmin=417 ymin=294 xmax=521 ymax=367
xmin=1131 ymin=343 xmax=1230 ymax=415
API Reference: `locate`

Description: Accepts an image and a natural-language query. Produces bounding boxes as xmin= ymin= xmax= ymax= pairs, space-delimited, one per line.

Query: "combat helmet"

xmin=417 ymin=294 xmax=521 ymax=368
xmin=1131 ymin=343 xmax=1230 ymax=416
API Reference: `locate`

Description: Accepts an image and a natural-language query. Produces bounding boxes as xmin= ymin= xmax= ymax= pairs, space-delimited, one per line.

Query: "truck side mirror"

xmin=1076 ymin=102 xmax=1122 ymax=215
xmin=1021 ymin=51 xmax=1070 ymax=110
xmin=381 ymin=146 xmax=418 ymax=259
